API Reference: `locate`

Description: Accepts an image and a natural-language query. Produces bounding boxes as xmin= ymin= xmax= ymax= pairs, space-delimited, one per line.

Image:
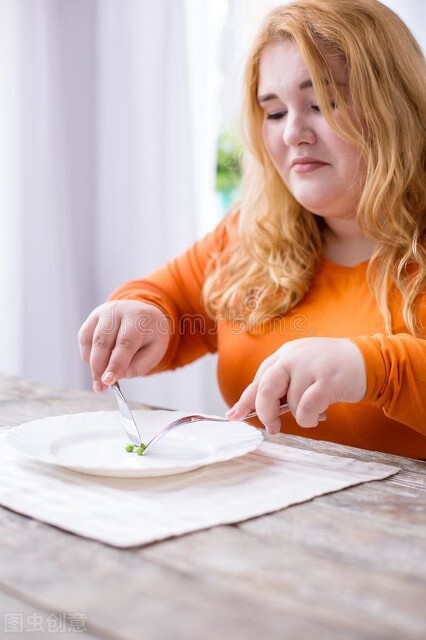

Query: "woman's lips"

xmin=291 ymin=161 xmax=329 ymax=173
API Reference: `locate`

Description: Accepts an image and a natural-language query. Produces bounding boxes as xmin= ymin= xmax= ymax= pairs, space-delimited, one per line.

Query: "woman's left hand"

xmin=225 ymin=337 xmax=367 ymax=433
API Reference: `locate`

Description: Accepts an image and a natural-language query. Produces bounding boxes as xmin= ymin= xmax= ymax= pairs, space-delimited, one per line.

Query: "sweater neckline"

xmin=318 ymin=256 xmax=370 ymax=273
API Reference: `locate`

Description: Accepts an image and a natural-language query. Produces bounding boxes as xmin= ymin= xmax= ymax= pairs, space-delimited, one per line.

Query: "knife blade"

xmin=111 ymin=381 xmax=143 ymax=446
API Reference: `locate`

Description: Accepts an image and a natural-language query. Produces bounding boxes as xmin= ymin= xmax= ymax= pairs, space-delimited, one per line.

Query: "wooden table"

xmin=0 ymin=374 xmax=425 ymax=640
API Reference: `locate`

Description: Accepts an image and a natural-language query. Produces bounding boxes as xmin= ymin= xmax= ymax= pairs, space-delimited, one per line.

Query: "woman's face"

xmin=258 ymin=41 xmax=365 ymax=221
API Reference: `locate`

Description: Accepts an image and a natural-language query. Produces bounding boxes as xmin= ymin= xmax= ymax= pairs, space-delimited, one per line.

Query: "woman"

xmin=79 ymin=0 xmax=426 ymax=458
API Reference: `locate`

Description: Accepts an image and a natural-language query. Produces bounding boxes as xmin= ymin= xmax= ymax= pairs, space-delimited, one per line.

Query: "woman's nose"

xmin=282 ymin=112 xmax=316 ymax=146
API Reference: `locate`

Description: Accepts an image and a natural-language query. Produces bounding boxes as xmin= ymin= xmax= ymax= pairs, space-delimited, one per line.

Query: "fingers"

xmin=93 ymin=320 xmax=145 ymax=391
xmin=253 ymin=359 xmax=290 ymax=434
xmin=78 ymin=311 xmax=112 ymax=392
xmin=78 ymin=301 xmax=171 ymax=393
xmin=225 ymin=352 xmax=279 ymax=421
xmin=79 ymin=303 xmax=146 ymax=393
xmin=123 ymin=343 xmax=165 ymax=378
xmin=296 ymin=381 xmax=330 ymax=428
xmin=225 ymin=380 xmax=258 ymax=421
xmin=78 ymin=313 xmax=98 ymax=367
xmin=226 ymin=355 xmax=330 ymax=433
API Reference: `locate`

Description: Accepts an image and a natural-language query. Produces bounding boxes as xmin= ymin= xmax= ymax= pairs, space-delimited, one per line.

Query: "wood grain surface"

xmin=0 ymin=374 xmax=425 ymax=640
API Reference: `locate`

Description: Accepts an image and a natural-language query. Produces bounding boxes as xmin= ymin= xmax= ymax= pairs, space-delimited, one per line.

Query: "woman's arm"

xmin=107 ymin=213 xmax=236 ymax=373
xmin=227 ymin=332 xmax=426 ymax=438
xmin=350 ymin=333 xmax=426 ymax=436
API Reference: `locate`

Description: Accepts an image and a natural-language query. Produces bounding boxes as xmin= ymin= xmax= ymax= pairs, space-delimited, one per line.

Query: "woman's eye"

xmin=311 ymin=102 xmax=336 ymax=112
xmin=266 ymin=111 xmax=287 ymax=120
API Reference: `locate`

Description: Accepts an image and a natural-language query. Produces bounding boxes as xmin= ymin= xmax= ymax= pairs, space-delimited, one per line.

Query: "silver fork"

xmin=140 ymin=401 xmax=289 ymax=455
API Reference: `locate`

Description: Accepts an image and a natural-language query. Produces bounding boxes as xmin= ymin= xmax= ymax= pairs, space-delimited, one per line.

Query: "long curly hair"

xmin=203 ymin=0 xmax=426 ymax=335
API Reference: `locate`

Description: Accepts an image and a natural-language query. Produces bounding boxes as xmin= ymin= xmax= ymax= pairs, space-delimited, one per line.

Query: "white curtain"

xmin=0 ymin=1 xmax=23 ymax=375
xmin=1 ymin=0 xmax=98 ymax=386
xmin=0 ymin=0 xmax=227 ymax=414
xmin=95 ymin=0 xmax=226 ymax=413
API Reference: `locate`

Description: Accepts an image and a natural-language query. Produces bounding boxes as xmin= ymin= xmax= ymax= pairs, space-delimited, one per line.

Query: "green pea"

xmin=136 ymin=444 xmax=146 ymax=455
xmin=125 ymin=444 xmax=135 ymax=452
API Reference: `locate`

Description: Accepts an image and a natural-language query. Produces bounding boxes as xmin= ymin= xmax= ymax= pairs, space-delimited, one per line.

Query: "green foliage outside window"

xmin=215 ymin=130 xmax=243 ymax=195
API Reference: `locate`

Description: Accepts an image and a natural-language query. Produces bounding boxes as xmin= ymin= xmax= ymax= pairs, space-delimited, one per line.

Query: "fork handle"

xmin=243 ymin=401 xmax=289 ymax=421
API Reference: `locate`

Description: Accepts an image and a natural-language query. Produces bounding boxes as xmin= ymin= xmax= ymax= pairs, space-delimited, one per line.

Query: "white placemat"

xmin=0 ymin=432 xmax=399 ymax=547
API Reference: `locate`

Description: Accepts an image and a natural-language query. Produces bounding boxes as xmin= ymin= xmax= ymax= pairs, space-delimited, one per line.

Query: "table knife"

xmin=111 ymin=381 xmax=143 ymax=446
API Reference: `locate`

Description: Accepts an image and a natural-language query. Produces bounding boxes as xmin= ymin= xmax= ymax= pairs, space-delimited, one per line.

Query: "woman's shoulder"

xmin=201 ymin=207 xmax=241 ymax=253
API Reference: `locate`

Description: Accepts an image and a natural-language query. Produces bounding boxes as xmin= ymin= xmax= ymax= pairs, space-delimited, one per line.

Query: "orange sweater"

xmin=110 ymin=215 xmax=426 ymax=459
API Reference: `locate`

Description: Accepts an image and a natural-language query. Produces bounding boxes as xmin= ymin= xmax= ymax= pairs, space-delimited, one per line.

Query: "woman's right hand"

xmin=78 ymin=300 xmax=171 ymax=393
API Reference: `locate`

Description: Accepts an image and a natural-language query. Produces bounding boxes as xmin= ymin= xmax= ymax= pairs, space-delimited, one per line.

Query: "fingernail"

xmin=102 ymin=371 xmax=114 ymax=384
xmin=267 ymin=420 xmax=281 ymax=435
xmin=226 ymin=406 xmax=237 ymax=419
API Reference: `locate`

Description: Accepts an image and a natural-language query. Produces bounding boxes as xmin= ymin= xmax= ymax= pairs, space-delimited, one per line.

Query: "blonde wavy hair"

xmin=203 ymin=0 xmax=426 ymax=335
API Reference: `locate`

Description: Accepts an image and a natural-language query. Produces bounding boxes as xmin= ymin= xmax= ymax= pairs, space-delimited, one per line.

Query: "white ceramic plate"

xmin=6 ymin=410 xmax=263 ymax=477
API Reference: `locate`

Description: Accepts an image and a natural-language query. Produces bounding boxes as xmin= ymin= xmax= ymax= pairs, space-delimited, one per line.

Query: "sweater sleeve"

xmin=108 ymin=213 xmax=236 ymax=373
xmin=350 ymin=333 xmax=426 ymax=436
